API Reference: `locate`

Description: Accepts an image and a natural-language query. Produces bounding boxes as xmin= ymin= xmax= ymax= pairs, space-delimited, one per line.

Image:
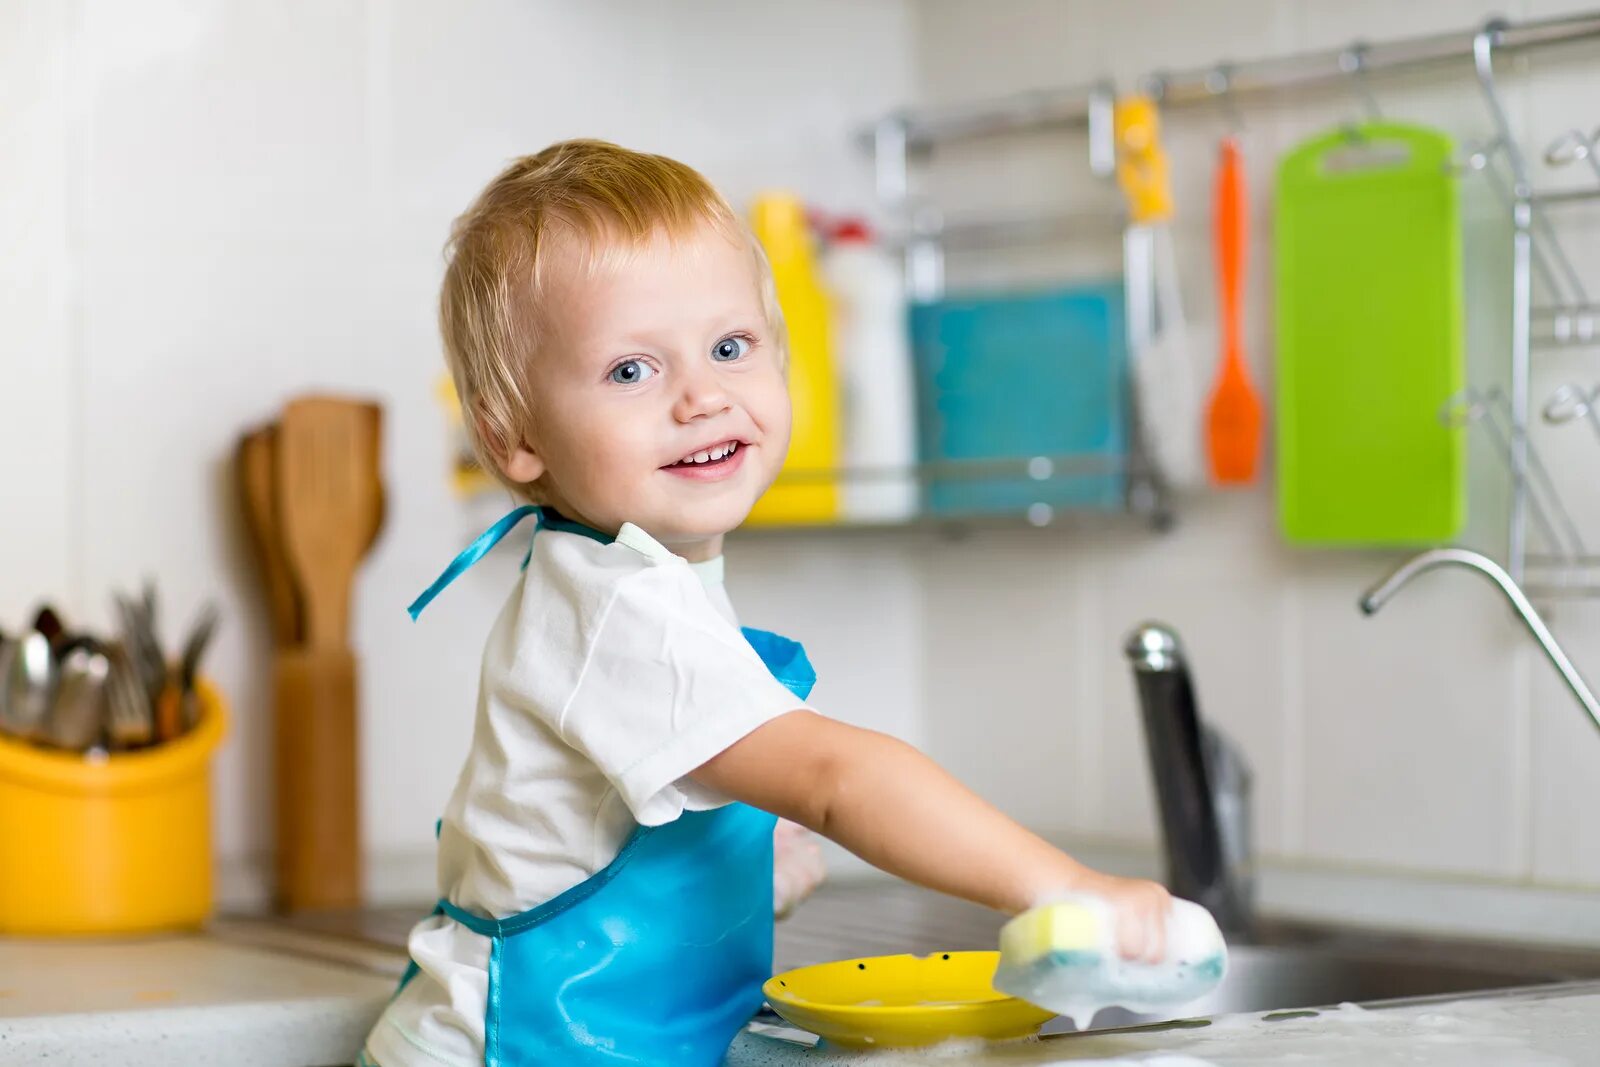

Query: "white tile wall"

xmin=1531 ymin=602 xmax=1600 ymax=886
xmin=907 ymin=0 xmax=1600 ymax=893
xmin=1 ymin=2 xmax=78 ymax=615
xmin=917 ymin=531 xmax=1088 ymax=832
xmin=1297 ymin=550 xmax=1526 ymax=877
xmin=728 ymin=535 xmax=926 ymax=749
xmin=1 ymin=0 xmax=917 ymax=898
xmin=4 ymin=0 xmax=1599 ymax=913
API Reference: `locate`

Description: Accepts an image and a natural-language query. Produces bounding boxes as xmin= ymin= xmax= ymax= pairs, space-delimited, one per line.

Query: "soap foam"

xmin=994 ymin=895 xmax=1228 ymax=1029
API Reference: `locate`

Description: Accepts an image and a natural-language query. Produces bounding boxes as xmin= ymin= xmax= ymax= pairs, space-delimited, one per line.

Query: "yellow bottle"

xmin=745 ymin=191 xmax=840 ymax=526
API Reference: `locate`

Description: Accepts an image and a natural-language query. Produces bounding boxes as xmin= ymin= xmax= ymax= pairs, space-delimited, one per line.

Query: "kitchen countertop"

xmin=5 ymin=885 xmax=1600 ymax=1066
xmin=730 ymin=987 xmax=1600 ymax=1065
xmin=0 ymin=933 xmax=392 ymax=1066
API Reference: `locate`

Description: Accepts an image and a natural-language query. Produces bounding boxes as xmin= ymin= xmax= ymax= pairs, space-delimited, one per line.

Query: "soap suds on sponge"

xmin=993 ymin=895 xmax=1229 ymax=1030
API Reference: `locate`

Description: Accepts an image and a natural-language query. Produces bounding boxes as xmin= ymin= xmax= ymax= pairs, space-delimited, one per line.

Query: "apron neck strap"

xmin=406 ymin=506 xmax=617 ymax=620
xmin=538 ymin=509 xmax=616 ymax=545
xmin=407 ymin=505 xmax=540 ymax=620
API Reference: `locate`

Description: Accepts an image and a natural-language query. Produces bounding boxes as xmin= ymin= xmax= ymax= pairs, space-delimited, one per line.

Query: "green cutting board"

xmin=1275 ymin=122 xmax=1465 ymax=545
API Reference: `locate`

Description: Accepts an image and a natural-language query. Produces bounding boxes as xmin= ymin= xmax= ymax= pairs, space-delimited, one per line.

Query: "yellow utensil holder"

xmin=0 ymin=680 xmax=227 ymax=936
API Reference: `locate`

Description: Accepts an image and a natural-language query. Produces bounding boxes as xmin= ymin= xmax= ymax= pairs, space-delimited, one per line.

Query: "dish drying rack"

xmin=863 ymin=12 xmax=1600 ymax=575
xmin=865 ymin=80 xmax=1167 ymax=529
xmin=1454 ymin=30 xmax=1600 ymax=602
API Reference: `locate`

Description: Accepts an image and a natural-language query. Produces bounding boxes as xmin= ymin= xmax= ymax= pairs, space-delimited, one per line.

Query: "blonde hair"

xmin=439 ymin=138 xmax=783 ymax=499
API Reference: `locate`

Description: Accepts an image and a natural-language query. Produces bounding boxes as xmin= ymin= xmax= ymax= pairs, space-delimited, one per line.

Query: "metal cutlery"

xmin=104 ymin=643 xmax=154 ymax=751
xmin=51 ymin=638 xmax=112 ymax=753
xmin=115 ymin=586 xmax=167 ymax=718
xmin=0 ymin=589 xmax=220 ymax=755
xmin=176 ymin=604 xmax=220 ymax=739
xmin=0 ymin=629 xmax=18 ymax=739
xmin=5 ymin=629 xmax=60 ymax=744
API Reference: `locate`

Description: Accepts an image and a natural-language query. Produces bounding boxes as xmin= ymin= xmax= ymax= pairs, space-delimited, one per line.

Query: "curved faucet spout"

xmin=1360 ymin=547 xmax=1600 ymax=739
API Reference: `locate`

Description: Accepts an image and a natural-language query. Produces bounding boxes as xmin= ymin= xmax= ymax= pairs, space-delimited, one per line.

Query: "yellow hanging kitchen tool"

xmin=1114 ymin=94 xmax=1175 ymax=225
xmin=436 ymin=374 xmax=497 ymax=497
xmin=744 ymin=191 xmax=841 ymax=526
xmin=1115 ymin=93 xmax=1203 ymax=487
xmin=763 ymin=951 xmax=1054 ymax=1048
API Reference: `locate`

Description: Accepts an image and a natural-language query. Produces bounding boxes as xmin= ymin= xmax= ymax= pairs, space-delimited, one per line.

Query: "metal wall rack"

xmin=862 ymin=13 xmax=1600 ymax=584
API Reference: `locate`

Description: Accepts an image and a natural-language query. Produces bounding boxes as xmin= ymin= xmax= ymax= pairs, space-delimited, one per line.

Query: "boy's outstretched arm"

xmin=691 ymin=710 xmax=1171 ymax=962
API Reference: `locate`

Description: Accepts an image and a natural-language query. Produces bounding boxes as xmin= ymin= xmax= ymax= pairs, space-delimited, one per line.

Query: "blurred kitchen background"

xmin=5 ymin=0 xmax=1600 ymax=945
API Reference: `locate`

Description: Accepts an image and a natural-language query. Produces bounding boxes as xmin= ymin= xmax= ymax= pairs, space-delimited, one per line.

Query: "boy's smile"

xmin=663 ymin=437 xmax=749 ymax=480
xmin=492 ymin=221 xmax=791 ymax=561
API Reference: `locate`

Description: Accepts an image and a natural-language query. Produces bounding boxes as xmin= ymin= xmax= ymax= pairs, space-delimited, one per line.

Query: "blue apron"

xmin=399 ymin=507 xmax=815 ymax=1066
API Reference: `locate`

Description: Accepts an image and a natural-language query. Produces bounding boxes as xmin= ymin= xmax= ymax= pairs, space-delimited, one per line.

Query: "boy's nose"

xmin=672 ymin=365 xmax=732 ymax=422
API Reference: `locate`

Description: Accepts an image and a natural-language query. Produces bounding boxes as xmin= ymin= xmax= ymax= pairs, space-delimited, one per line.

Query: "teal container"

xmin=909 ymin=283 xmax=1127 ymax=515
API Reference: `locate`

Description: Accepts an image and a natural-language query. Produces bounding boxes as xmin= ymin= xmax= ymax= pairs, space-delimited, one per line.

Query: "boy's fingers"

xmin=1144 ymin=909 xmax=1166 ymax=964
xmin=1115 ymin=908 xmax=1146 ymax=961
xmin=1148 ymin=889 xmax=1172 ymax=964
xmin=1116 ymin=888 xmax=1170 ymax=964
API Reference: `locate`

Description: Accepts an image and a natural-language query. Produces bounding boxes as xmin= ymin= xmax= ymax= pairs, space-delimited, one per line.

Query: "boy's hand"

xmin=1069 ymin=870 xmax=1173 ymax=964
xmin=772 ymin=818 xmax=826 ymax=919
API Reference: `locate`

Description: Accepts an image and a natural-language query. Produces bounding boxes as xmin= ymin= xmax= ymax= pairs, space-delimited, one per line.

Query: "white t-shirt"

xmin=365 ymin=522 xmax=811 ymax=1067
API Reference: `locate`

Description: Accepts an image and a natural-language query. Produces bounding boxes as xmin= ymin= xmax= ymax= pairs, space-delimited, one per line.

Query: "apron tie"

xmin=407 ymin=506 xmax=618 ymax=620
xmin=406 ymin=505 xmax=541 ymax=620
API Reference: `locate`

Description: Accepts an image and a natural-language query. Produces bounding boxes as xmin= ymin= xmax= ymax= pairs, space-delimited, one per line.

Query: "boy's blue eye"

xmin=712 ymin=336 xmax=751 ymax=363
xmin=609 ymin=359 xmax=654 ymax=385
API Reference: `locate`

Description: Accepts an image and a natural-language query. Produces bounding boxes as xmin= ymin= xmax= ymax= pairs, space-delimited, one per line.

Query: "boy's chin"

xmin=647 ymin=502 xmax=755 ymax=546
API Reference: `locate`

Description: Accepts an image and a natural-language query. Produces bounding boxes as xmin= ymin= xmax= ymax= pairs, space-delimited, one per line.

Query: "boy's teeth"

xmin=678 ymin=442 xmax=737 ymax=465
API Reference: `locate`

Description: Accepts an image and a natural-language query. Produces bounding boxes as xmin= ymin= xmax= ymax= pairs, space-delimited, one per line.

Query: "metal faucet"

xmin=1360 ymin=547 xmax=1600 ymax=739
xmin=1125 ymin=623 xmax=1256 ymax=939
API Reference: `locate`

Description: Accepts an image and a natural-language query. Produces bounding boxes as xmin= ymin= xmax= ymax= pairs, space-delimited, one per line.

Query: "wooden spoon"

xmin=237 ymin=425 xmax=301 ymax=647
xmin=362 ymin=407 xmax=387 ymax=555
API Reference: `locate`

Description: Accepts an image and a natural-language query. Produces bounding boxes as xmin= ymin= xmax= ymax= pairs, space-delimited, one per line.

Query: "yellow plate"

xmin=763 ymin=951 xmax=1054 ymax=1048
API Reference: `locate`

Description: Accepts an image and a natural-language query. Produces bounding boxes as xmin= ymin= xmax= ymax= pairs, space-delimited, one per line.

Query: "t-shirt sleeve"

xmin=549 ymin=564 xmax=811 ymax=826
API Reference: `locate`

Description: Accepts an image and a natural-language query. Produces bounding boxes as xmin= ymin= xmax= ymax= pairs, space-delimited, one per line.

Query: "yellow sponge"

xmin=997 ymin=899 xmax=1105 ymax=967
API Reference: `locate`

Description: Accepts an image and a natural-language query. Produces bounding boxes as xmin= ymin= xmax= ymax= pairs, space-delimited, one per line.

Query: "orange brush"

xmin=1207 ymin=137 xmax=1264 ymax=484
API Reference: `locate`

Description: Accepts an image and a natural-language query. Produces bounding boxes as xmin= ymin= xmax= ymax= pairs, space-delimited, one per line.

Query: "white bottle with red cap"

xmin=822 ymin=216 xmax=918 ymax=523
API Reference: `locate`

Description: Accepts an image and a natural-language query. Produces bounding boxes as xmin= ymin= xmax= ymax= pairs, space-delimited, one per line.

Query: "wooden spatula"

xmin=274 ymin=646 xmax=362 ymax=910
xmin=275 ymin=397 xmax=384 ymax=650
xmin=237 ymin=426 xmax=302 ymax=647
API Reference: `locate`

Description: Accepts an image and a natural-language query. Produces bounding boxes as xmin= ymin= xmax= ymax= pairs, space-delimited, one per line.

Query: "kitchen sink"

xmin=1051 ymin=940 xmax=1589 ymax=1034
xmin=217 ymin=880 xmax=1600 ymax=1039
xmin=766 ymin=882 xmax=1600 ymax=1036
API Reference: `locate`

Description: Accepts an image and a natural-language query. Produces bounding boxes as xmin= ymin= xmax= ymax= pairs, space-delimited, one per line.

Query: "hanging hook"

xmin=1087 ymin=79 xmax=1118 ymax=179
xmin=1545 ymin=126 xmax=1600 ymax=186
xmin=1542 ymin=384 xmax=1596 ymax=425
xmin=1543 ymin=384 xmax=1600 ymax=444
xmin=1205 ymin=63 xmax=1244 ymax=135
xmin=1544 ymin=128 xmax=1594 ymax=167
xmin=1140 ymin=70 xmax=1171 ymax=106
xmin=1440 ymin=386 xmax=1586 ymax=560
xmin=1450 ymin=136 xmax=1498 ymax=176
xmin=1337 ymin=42 xmax=1382 ymax=124
xmin=1473 ymin=19 xmax=1531 ymax=192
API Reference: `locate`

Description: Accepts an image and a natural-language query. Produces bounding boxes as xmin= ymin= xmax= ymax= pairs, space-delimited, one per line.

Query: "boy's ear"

xmin=498 ymin=442 xmax=545 ymax=485
xmin=477 ymin=412 xmax=545 ymax=484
